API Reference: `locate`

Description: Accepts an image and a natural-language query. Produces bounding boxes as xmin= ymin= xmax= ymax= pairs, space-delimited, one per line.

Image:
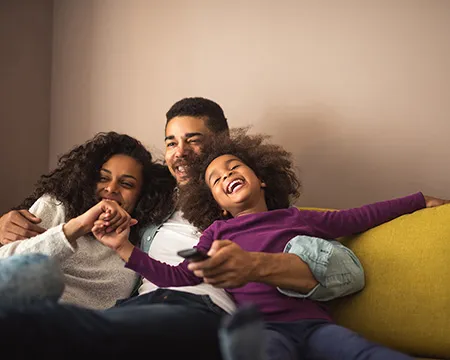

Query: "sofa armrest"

xmin=326 ymin=204 xmax=450 ymax=359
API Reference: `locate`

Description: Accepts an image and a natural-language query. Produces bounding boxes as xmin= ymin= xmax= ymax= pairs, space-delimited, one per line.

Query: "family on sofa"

xmin=0 ymin=97 xmax=448 ymax=359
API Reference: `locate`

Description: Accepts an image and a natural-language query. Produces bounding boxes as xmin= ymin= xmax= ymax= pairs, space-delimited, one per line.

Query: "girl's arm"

xmin=125 ymin=247 xmax=202 ymax=287
xmin=301 ymin=192 xmax=427 ymax=239
xmin=93 ymin=220 xmax=212 ymax=288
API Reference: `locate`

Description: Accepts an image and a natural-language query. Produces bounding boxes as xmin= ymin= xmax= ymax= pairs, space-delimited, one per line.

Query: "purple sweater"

xmin=126 ymin=192 xmax=425 ymax=322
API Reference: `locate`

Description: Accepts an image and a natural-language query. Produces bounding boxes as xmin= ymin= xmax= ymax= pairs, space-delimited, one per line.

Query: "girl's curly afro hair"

xmin=178 ymin=127 xmax=301 ymax=231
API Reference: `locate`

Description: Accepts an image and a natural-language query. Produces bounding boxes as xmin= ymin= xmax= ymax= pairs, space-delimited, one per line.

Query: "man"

xmin=0 ymin=97 xmax=365 ymax=358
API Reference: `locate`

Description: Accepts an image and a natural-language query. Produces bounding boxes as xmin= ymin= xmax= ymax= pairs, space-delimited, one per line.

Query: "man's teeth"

xmin=177 ymin=166 xmax=187 ymax=173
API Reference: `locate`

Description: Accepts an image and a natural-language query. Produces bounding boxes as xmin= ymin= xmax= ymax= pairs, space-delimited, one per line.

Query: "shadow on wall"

xmin=257 ymin=104 xmax=424 ymax=209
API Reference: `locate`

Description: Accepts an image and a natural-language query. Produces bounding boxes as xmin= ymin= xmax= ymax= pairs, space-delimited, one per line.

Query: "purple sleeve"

xmin=195 ymin=225 xmax=216 ymax=253
xmin=124 ymin=227 xmax=216 ymax=287
xmin=300 ymin=192 xmax=426 ymax=239
xmin=125 ymin=247 xmax=202 ymax=287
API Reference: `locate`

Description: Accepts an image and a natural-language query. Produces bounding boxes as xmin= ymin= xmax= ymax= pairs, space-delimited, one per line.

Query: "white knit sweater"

xmin=0 ymin=195 xmax=137 ymax=309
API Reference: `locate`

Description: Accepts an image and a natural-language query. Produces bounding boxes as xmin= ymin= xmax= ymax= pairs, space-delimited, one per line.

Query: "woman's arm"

xmin=0 ymin=196 xmax=136 ymax=260
xmin=0 ymin=196 xmax=76 ymax=260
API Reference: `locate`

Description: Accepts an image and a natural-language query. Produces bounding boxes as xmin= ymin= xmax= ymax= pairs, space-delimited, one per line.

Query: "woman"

xmin=0 ymin=131 xmax=175 ymax=309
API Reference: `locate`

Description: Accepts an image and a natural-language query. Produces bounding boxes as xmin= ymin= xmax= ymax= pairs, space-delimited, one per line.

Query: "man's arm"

xmin=187 ymin=240 xmax=319 ymax=292
xmin=188 ymin=238 xmax=364 ymax=299
xmin=281 ymin=236 xmax=365 ymax=300
xmin=249 ymin=251 xmax=319 ymax=292
xmin=0 ymin=210 xmax=45 ymax=245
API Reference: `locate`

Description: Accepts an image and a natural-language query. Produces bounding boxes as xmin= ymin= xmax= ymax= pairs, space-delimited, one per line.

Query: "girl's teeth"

xmin=228 ymin=180 xmax=242 ymax=193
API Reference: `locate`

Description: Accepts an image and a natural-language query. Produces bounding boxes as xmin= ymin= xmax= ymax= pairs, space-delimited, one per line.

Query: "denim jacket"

xmin=132 ymin=214 xmax=365 ymax=301
xmin=280 ymin=235 xmax=364 ymax=301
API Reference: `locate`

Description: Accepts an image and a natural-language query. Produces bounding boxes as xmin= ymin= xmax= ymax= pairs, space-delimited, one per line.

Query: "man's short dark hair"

xmin=166 ymin=97 xmax=229 ymax=134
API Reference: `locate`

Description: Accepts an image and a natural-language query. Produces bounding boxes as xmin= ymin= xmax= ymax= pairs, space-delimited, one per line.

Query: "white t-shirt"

xmin=138 ymin=211 xmax=236 ymax=314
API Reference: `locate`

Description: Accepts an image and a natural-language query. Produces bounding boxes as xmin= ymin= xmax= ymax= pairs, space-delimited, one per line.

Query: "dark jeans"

xmin=265 ymin=319 xmax=413 ymax=360
xmin=0 ymin=289 xmax=227 ymax=359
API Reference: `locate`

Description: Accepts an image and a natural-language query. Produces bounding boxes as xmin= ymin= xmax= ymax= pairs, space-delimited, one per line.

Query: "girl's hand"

xmin=92 ymin=219 xmax=135 ymax=262
xmin=423 ymin=195 xmax=450 ymax=208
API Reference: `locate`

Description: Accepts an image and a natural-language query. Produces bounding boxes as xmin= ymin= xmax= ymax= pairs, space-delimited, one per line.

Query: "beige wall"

xmin=48 ymin=0 xmax=450 ymax=209
xmin=0 ymin=0 xmax=53 ymax=213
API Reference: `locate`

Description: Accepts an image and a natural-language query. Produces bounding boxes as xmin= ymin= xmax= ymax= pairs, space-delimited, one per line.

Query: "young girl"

xmin=0 ymin=131 xmax=175 ymax=309
xmin=94 ymin=128 xmax=443 ymax=359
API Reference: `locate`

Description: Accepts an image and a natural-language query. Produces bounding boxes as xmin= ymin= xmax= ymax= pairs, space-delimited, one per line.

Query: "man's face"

xmin=164 ymin=116 xmax=212 ymax=185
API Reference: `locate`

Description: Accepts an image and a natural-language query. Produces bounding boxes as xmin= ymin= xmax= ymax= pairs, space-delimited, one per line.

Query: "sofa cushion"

xmin=326 ymin=204 xmax=450 ymax=359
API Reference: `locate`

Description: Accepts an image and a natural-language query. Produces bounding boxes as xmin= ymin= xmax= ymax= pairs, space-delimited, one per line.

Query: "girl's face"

xmin=96 ymin=154 xmax=144 ymax=214
xmin=205 ymin=154 xmax=267 ymax=217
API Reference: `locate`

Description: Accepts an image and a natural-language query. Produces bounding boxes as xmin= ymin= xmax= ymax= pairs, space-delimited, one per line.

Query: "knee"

xmin=0 ymin=253 xmax=65 ymax=306
xmin=264 ymin=329 xmax=299 ymax=360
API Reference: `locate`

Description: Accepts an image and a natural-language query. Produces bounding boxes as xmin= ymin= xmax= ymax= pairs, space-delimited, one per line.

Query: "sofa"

xmin=312 ymin=203 xmax=450 ymax=359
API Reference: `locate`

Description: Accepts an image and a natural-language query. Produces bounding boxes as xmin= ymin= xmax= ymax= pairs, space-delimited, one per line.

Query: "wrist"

xmin=63 ymin=218 xmax=87 ymax=243
xmin=248 ymin=252 xmax=266 ymax=282
xmin=422 ymin=194 xmax=430 ymax=207
xmin=115 ymin=241 xmax=135 ymax=262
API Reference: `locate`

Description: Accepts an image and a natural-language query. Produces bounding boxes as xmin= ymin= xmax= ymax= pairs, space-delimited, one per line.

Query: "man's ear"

xmin=261 ymin=181 xmax=267 ymax=188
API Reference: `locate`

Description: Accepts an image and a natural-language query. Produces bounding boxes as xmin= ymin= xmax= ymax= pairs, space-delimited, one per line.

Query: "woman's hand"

xmin=62 ymin=200 xmax=135 ymax=244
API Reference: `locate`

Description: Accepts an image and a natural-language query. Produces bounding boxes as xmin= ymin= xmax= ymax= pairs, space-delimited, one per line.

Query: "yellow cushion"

xmin=322 ymin=204 xmax=450 ymax=358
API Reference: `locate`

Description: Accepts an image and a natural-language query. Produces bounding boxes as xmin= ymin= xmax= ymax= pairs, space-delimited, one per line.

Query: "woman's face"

xmin=96 ymin=154 xmax=144 ymax=213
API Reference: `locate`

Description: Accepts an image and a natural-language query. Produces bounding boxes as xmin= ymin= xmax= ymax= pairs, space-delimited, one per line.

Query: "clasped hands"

xmin=81 ymin=199 xmax=137 ymax=251
xmin=86 ymin=200 xmax=256 ymax=288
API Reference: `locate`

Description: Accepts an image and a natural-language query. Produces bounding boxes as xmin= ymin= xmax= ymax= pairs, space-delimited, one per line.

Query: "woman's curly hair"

xmin=178 ymin=127 xmax=301 ymax=231
xmin=17 ymin=131 xmax=176 ymax=244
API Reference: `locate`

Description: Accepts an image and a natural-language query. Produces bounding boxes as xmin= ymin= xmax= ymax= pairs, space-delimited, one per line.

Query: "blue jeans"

xmin=0 ymin=289 xmax=227 ymax=359
xmin=0 ymin=253 xmax=64 ymax=306
xmin=265 ymin=319 xmax=412 ymax=360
